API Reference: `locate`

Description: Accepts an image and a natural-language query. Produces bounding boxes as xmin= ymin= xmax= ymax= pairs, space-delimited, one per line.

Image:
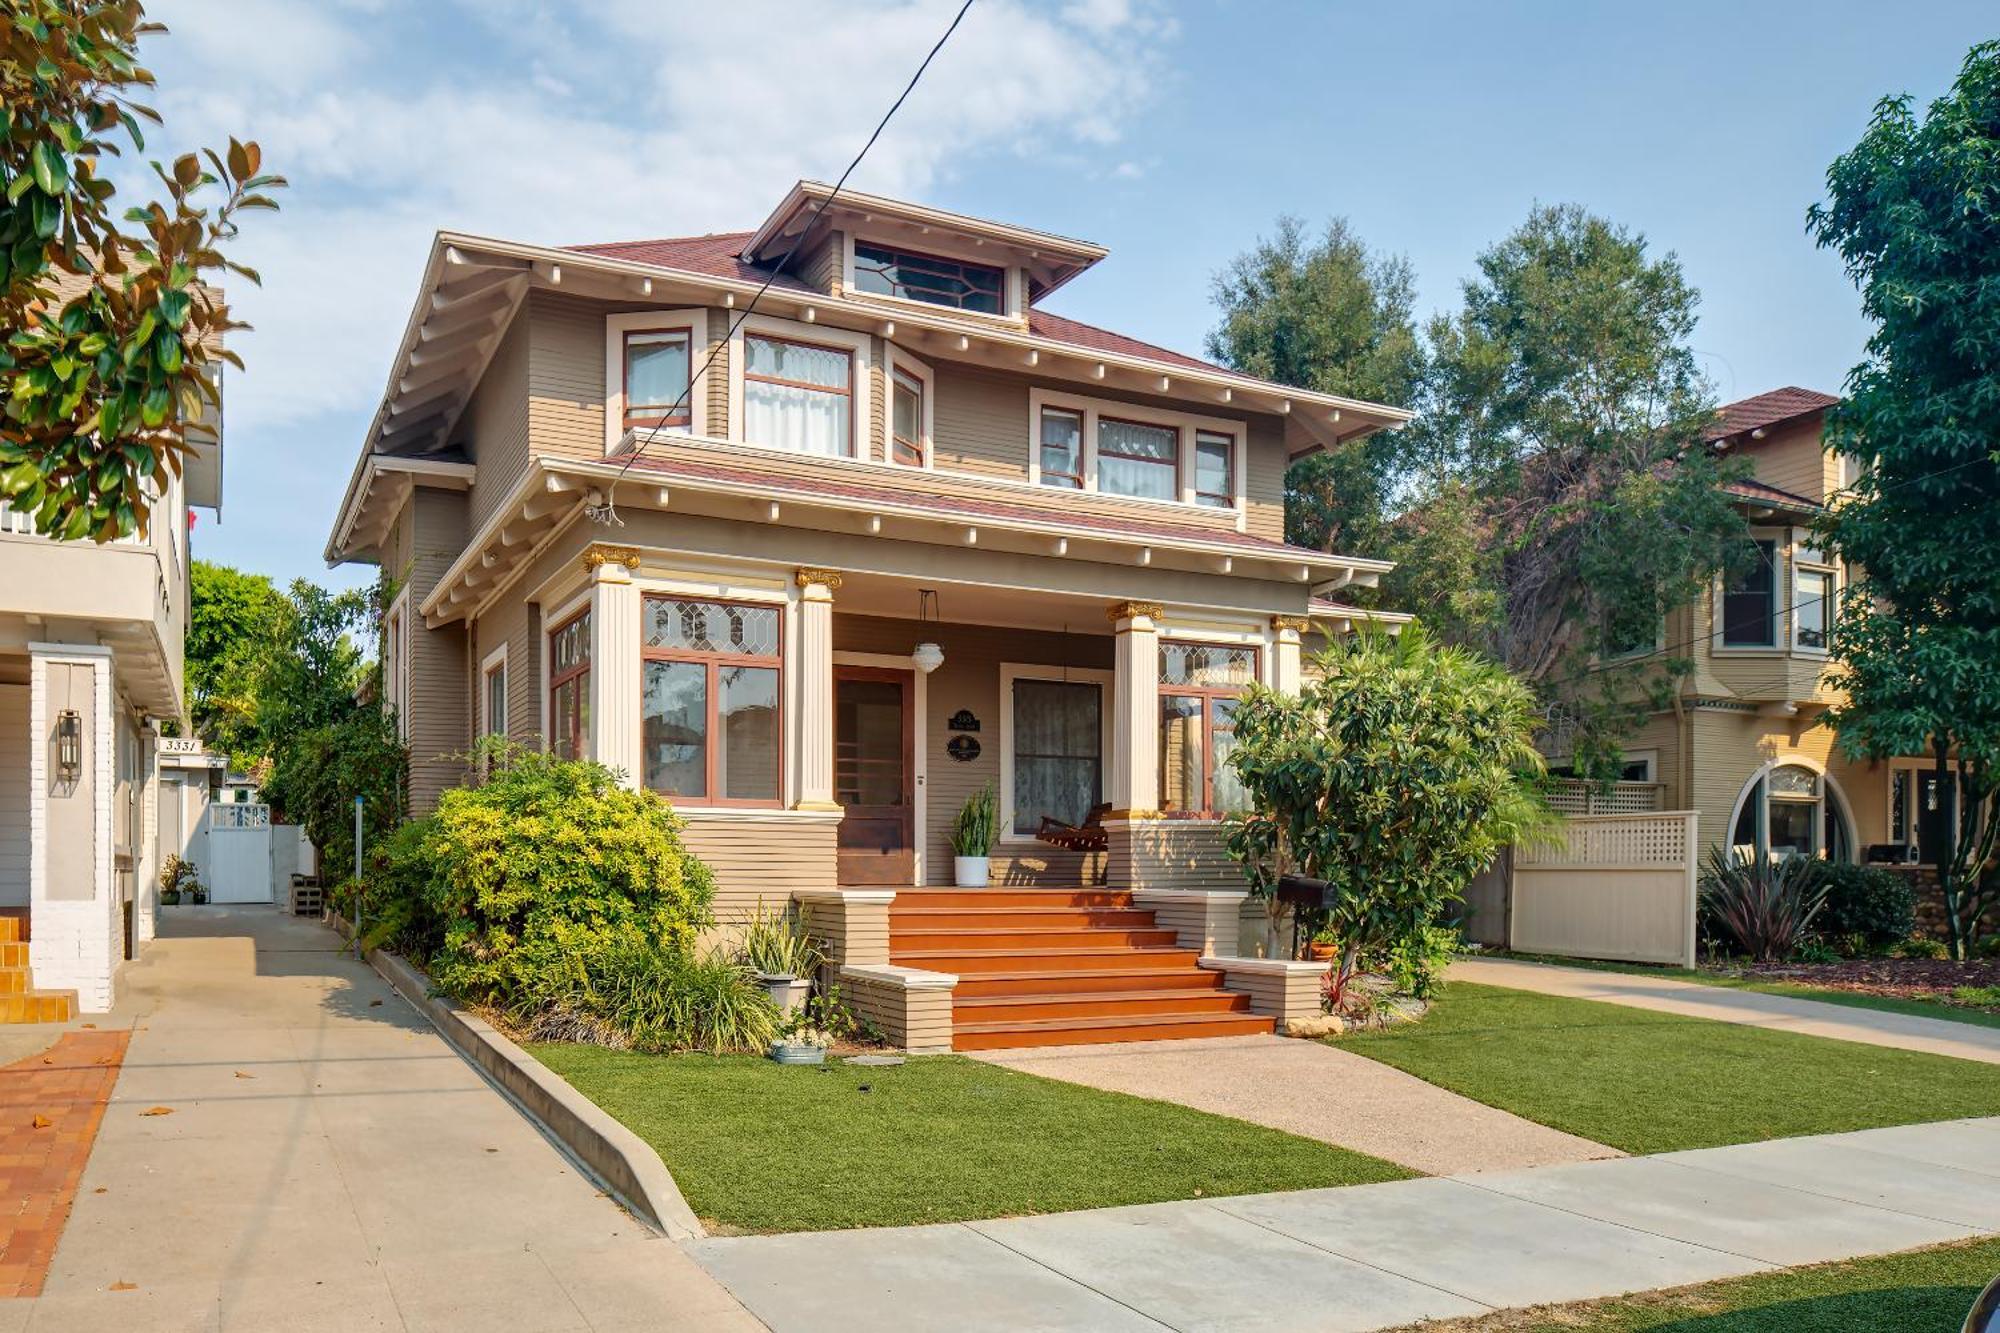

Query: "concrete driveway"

xmin=7 ymin=906 xmax=760 ymax=1333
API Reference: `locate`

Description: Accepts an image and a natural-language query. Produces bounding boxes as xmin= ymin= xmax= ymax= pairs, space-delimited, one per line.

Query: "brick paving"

xmin=0 ymin=1029 xmax=128 ymax=1299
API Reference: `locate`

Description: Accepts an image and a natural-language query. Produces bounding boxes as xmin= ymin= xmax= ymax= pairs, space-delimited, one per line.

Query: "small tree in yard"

xmin=1809 ymin=41 xmax=2000 ymax=960
xmin=1225 ymin=626 xmax=1550 ymax=1004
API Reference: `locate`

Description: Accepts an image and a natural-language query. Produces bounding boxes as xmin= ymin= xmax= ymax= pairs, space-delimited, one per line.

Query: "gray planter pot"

xmin=769 ymin=1041 xmax=826 ymax=1065
xmin=755 ymin=973 xmax=811 ymax=1018
xmin=953 ymin=855 xmax=991 ymax=888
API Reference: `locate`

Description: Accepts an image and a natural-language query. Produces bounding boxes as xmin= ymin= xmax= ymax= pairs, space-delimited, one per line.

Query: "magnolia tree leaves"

xmin=0 ymin=3 xmax=284 ymax=541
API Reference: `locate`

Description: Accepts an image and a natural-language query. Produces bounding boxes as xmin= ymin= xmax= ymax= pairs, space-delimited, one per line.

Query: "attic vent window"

xmin=853 ymin=241 xmax=1004 ymax=314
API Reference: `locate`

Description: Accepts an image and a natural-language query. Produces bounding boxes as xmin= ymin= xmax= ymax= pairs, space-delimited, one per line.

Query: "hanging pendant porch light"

xmin=912 ymin=589 xmax=944 ymax=674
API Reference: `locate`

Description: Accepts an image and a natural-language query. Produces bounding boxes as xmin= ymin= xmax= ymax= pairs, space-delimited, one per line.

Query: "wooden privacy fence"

xmin=1509 ymin=811 xmax=1698 ymax=968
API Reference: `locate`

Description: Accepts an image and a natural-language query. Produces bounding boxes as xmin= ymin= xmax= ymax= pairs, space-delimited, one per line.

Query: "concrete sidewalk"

xmin=693 ymin=1116 xmax=2000 ymax=1332
xmin=1451 ymin=955 xmax=2000 ymax=1065
xmin=976 ymin=1034 xmax=1618 ymax=1175
xmin=8 ymin=907 xmax=760 ymax=1333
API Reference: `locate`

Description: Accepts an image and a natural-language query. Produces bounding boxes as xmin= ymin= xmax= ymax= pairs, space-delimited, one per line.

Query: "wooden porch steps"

xmin=888 ymin=888 xmax=1271 ymax=1050
xmin=0 ymin=914 xmax=77 ymax=1025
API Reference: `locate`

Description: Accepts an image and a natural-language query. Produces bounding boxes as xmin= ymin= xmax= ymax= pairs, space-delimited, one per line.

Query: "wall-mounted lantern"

xmin=56 ymin=709 xmax=83 ymax=784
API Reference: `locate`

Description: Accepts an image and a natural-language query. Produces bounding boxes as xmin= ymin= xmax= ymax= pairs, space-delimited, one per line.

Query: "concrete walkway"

xmin=693 ymin=1116 xmax=2000 ymax=1332
xmin=976 ymin=1035 xmax=1617 ymax=1175
xmin=1451 ymin=955 xmax=2000 ymax=1065
xmin=4 ymin=907 xmax=761 ymax=1333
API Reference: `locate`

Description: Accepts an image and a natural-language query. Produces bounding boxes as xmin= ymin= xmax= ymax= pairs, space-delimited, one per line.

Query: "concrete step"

xmin=952 ymin=969 xmax=1226 ymax=998
xmin=955 ymin=989 xmax=1252 ymax=1022
xmin=891 ymin=945 xmax=1203 ymax=974
xmin=890 ymin=907 xmax=1160 ymax=930
xmin=952 ymin=1010 xmax=1274 ymax=1051
xmin=892 ymin=927 xmax=1180 ymax=951
xmin=891 ymin=889 xmax=1132 ymax=909
xmin=0 ymin=992 xmax=74 ymax=1024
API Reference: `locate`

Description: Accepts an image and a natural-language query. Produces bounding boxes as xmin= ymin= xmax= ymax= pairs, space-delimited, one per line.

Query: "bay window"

xmin=641 ymin=597 xmax=781 ymax=806
xmin=1158 ymin=642 xmax=1257 ymax=815
xmin=623 ymin=328 xmax=692 ymax=433
xmin=743 ymin=334 xmax=853 ymax=457
xmin=548 ymin=609 xmax=591 ymax=760
xmin=1793 ymin=543 xmax=1837 ymax=651
xmin=1721 ymin=539 xmax=1778 ymax=647
xmin=891 ymin=368 xmax=925 ymax=467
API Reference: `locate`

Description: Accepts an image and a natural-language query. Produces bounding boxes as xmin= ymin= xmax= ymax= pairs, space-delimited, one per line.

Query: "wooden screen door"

xmin=835 ymin=667 xmax=916 ymax=885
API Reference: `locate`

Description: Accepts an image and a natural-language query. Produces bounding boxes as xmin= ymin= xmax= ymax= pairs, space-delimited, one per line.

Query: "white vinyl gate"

xmin=205 ymin=804 xmax=276 ymax=904
xmin=1509 ymin=811 xmax=1699 ymax=968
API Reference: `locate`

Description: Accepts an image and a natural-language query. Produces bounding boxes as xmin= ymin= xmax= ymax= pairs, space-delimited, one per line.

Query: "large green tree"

xmin=1809 ymin=41 xmax=2000 ymax=958
xmin=1 ymin=1 xmax=282 ymax=541
xmin=186 ymin=559 xmax=285 ymax=766
xmin=1395 ymin=204 xmax=1751 ymax=774
xmin=1206 ymin=216 xmax=1422 ymax=554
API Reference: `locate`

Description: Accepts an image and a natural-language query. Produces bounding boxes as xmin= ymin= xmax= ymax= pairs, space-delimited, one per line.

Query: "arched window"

xmin=1730 ymin=763 xmax=1852 ymax=862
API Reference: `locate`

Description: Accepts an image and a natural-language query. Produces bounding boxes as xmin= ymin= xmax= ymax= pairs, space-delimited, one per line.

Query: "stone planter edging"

xmin=351 ymin=932 xmax=704 ymax=1241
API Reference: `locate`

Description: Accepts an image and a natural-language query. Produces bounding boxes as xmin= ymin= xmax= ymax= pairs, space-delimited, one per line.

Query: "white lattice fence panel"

xmin=1511 ymin=811 xmax=1699 ymax=967
xmin=1546 ymin=780 xmax=1667 ymax=816
xmin=1524 ymin=812 xmax=1690 ymax=867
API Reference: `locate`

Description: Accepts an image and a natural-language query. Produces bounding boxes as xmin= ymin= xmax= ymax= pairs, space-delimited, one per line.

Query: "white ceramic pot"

xmin=755 ymin=973 xmax=811 ymax=1018
xmin=953 ymin=855 xmax=991 ymax=888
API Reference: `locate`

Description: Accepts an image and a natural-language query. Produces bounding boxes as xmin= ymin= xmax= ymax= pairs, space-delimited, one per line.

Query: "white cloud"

xmin=141 ymin=0 xmax=1176 ymax=437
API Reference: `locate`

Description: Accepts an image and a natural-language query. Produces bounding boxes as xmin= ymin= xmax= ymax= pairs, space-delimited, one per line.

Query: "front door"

xmin=835 ymin=667 xmax=915 ymax=885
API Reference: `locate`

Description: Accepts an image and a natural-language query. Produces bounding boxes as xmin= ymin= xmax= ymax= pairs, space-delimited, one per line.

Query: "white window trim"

xmin=384 ymin=587 xmax=411 ymax=741
xmin=1713 ymin=528 xmax=1785 ymax=655
xmin=604 ymin=310 xmax=712 ymax=455
xmin=882 ymin=343 xmax=935 ymax=470
xmin=1790 ymin=529 xmax=1839 ymax=657
xmin=727 ymin=313 xmax=873 ymax=462
xmin=997 ymin=663 xmax=1115 ymax=847
xmin=1724 ymin=755 xmax=1855 ymax=863
xmin=1027 ymin=387 xmax=1248 ymax=529
xmin=841 ymin=231 xmax=1022 ymax=320
xmin=479 ymin=642 xmax=509 ymax=738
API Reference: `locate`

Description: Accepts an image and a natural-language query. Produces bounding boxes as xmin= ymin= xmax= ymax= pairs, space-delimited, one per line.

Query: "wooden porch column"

xmin=1108 ymin=601 xmax=1162 ymax=814
xmin=584 ymin=546 xmax=642 ymax=788
xmin=795 ymin=568 xmax=842 ymax=811
xmin=1271 ymin=615 xmax=1308 ymax=695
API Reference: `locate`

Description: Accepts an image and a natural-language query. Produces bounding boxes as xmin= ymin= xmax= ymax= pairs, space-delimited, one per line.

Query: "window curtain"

xmin=1098 ymin=418 xmax=1177 ymax=500
xmin=1012 ymin=679 xmax=1100 ymax=833
xmin=744 ymin=336 xmax=850 ymax=457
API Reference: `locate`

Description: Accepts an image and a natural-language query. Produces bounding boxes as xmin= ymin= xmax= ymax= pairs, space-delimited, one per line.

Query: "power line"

xmin=587 ymin=0 xmax=976 ymax=527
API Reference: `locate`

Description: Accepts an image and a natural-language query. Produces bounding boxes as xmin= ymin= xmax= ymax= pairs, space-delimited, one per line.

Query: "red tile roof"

xmin=602 ymin=448 xmax=1332 ymax=557
xmin=564 ymin=232 xmax=1232 ymax=378
xmin=1706 ymin=387 xmax=1838 ymax=442
xmin=1724 ymin=476 xmax=1823 ymax=511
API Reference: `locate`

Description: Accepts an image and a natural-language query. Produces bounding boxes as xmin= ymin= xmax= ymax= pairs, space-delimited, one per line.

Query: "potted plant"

xmin=769 ymin=1022 xmax=835 ymax=1066
xmin=951 ymin=783 xmax=997 ymax=888
xmin=158 ymin=855 xmax=198 ymax=907
xmin=738 ymin=900 xmax=823 ymax=1019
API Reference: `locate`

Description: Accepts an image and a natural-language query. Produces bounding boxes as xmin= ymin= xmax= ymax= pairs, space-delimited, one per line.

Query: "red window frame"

xmin=640 ymin=596 xmax=785 ymax=809
xmin=1158 ymin=642 xmax=1258 ymax=815
xmin=743 ymin=332 xmax=855 ymax=458
xmin=1038 ymin=406 xmax=1084 ymax=489
xmin=622 ymin=327 xmax=694 ymax=433
xmin=890 ymin=367 xmax=925 ymax=467
xmin=1097 ymin=414 xmax=1180 ymax=501
xmin=1193 ymin=429 xmax=1236 ymax=509
xmin=548 ymin=608 xmax=591 ymax=760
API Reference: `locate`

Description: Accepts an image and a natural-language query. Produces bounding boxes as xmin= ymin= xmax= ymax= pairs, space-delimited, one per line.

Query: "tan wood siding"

xmin=801 ymin=229 xmax=843 ymax=294
xmin=677 ymin=812 xmax=837 ymax=924
xmin=1744 ymin=418 xmax=1833 ymax=503
xmin=464 ymin=310 xmax=530 ymax=535
xmin=407 ymin=488 xmax=472 ymax=813
xmin=528 ymin=290 xmax=610 ymax=463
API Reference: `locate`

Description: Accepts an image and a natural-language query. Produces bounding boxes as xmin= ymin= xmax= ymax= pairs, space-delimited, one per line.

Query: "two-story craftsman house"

xmin=324 ymin=182 xmax=1410 ymax=1047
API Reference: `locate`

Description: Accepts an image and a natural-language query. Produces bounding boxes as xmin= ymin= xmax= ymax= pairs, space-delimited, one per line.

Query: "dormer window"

xmin=852 ymin=241 xmax=1004 ymax=314
xmin=623 ymin=329 xmax=692 ymax=432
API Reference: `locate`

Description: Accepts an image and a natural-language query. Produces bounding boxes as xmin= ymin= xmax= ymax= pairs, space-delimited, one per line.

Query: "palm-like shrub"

xmin=1699 ymin=847 xmax=1829 ymax=962
xmin=951 ymin=783 xmax=998 ymax=857
xmin=738 ymin=899 xmax=824 ymax=978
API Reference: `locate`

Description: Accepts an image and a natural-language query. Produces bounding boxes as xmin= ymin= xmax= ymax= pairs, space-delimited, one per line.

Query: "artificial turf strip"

xmin=528 ymin=1047 xmax=1411 ymax=1233
xmin=1497 ymin=952 xmax=2000 ymax=1031
xmin=1337 ymin=983 xmax=2000 ymax=1154
xmin=1401 ymin=1236 xmax=2000 ymax=1332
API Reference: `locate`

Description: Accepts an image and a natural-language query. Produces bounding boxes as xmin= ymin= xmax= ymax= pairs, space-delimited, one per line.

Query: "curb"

xmin=341 ymin=927 xmax=705 ymax=1240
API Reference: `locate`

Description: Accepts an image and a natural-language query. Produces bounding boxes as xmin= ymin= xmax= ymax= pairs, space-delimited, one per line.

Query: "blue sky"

xmin=141 ymin=0 xmax=1994 ymax=590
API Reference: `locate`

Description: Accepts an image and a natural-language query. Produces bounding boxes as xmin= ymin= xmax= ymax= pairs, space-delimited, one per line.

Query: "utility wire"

xmin=587 ymin=0 xmax=977 ymax=527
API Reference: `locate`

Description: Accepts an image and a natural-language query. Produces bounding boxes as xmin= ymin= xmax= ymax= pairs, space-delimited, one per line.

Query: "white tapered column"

xmin=795 ymin=568 xmax=842 ymax=811
xmin=1108 ymin=601 xmax=1162 ymax=815
xmin=1272 ymin=615 xmax=1307 ymax=695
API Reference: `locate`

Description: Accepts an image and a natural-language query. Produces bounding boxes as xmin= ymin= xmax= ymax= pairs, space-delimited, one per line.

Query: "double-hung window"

xmin=641 ymin=597 xmax=782 ymax=806
xmin=1193 ymin=430 xmax=1234 ymax=508
xmin=1792 ymin=541 xmax=1837 ymax=652
xmin=1158 ymin=642 xmax=1257 ymax=815
xmin=1097 ymin=417 xmax=1179 ymax=502
xmin=743 ymin=334 xmax=853 ymax=457
xmin=1721 ymin=539 xmax=1778 ymax=647
xmin=623 ymin=328 xmax=693 ymax=433
xmin=548 ymin=609 xmax=591 ymax=760
xmin=483 ymin=658 xmax=508 ymax=738
xmin=1039 ymin=408 xmax=1084 ymax=489
xmin=891 ymin=368 xmax=925 ymax=467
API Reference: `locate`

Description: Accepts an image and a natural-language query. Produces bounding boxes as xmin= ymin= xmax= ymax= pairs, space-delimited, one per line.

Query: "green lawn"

xmin=1339 ymin=983 xmax=2000 ymax=1153
xmin=1495 ymin=952 xmax=2000 ymax=1031
xmin=530 ymin=1047 xmax=1410 ymax=1232
xmin=1400 ymin=1237 xmax=2000 ymax=1332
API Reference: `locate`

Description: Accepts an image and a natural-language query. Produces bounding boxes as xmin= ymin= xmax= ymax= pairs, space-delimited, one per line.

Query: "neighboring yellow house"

xmin=1548 ymin=387 xmax=1948 ymax=884
xmin=323 ymin=181 xmax=1412 ymax=1048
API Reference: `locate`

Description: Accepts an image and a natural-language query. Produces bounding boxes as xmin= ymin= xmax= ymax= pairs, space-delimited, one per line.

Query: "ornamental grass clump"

xmin=1699 ymin=846 xmax=1829 ymax=963
xmin=738 ymin=899 xmax=824 ymax=979
xmin=522 ymin=941 xmax=780 ymax=1056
